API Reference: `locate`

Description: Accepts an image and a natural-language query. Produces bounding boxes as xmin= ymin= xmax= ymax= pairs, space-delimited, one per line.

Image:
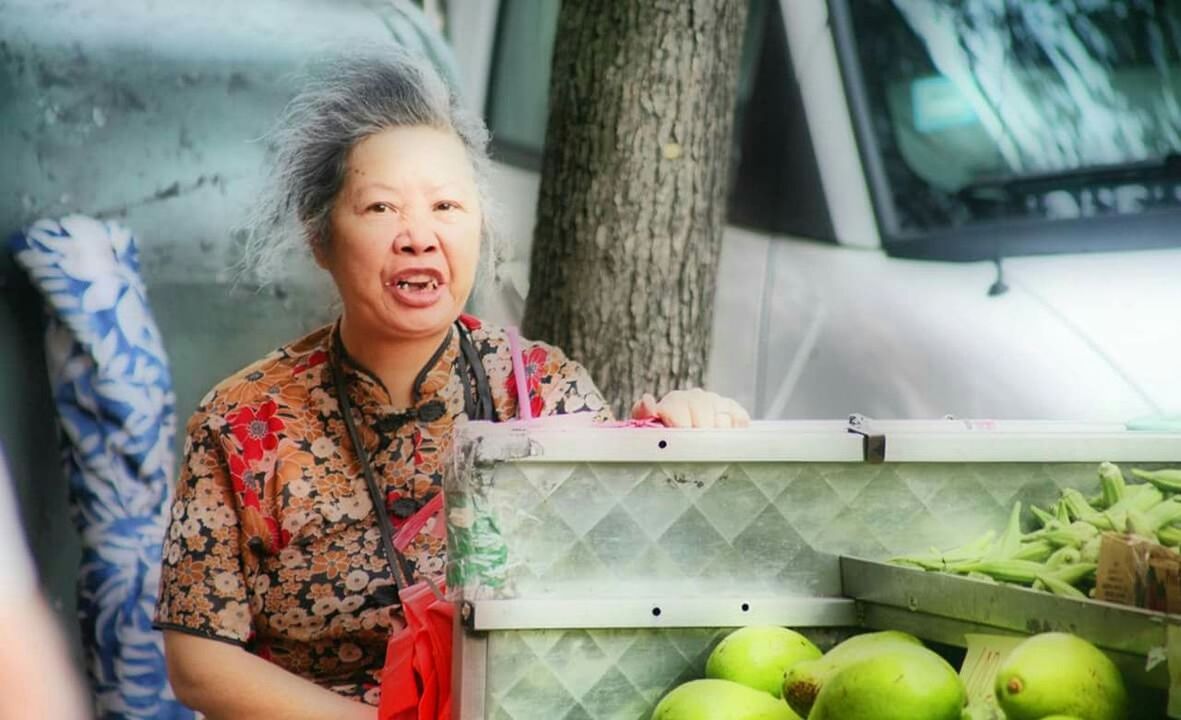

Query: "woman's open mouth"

xmin=385 ymin=269 xmax=446 ymax=308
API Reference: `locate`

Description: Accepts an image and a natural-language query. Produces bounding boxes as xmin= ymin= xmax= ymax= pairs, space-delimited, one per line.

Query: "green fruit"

xmin=809 ymin=644 xmax=966 ymax=720
xmin=651 ymin=679 xmax=801 ymax=720
xmin=705 ymin=626 xmax=822 ymax=698
xmin=782 ymin=630 xmax=921 ymax=716
xmin=960 ymin=700 xmax=1006 ymax=719
xmin=995 ymin=633 xmax=1127 ymax=720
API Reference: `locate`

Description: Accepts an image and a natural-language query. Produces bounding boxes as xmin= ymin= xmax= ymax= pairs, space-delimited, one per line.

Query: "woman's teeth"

xmin=394 ymin=279 xmax=439 ymax=290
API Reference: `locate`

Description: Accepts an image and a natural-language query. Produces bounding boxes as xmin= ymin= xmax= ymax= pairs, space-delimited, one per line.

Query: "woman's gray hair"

xmin=241 ymin=48 xmax=499 ymax=286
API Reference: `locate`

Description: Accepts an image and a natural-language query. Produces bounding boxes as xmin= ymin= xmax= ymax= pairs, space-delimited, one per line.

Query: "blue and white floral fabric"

xmin=9 ymin=215 xmax=192 ymax=719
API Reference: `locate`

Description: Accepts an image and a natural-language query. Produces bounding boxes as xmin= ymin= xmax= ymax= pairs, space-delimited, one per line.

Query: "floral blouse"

xmin=154 ymin=316 xmax=610 ymax=704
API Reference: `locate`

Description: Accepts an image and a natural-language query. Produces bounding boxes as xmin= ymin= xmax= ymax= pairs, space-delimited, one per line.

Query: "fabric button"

xmin=416 ymin=400 xmax=446 ymax=422
xmin=390 ymin=497 xmax=419 ymax=519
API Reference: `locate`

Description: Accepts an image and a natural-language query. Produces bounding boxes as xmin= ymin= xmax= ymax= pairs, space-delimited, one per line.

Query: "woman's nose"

xmin=393 ymin=219 xmax=438 ymax=255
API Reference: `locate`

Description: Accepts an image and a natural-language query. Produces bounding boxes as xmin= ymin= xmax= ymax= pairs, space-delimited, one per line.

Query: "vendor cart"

xmin=443 ymin=418 xmax=1181 ymax=718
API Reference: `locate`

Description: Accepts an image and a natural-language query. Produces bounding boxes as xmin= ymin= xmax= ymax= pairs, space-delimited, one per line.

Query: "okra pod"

xmin=1099 ymin=461 xmax=1126 ymax=507
xmin=889 ymin=557 xmax=937 ymax=571
xmin=1100 ymin=508 xmax=1125 ymax=532
xmin=1045 ymin=562 xmax=1097 ymax=586
xmin=1108 ymin=483 xmax=1164 ymax=515
xmin=1035 ymin=521 xmax=1099 ymax=549
xmin=1132 ymin=467 xmax=1181 ymax=493
xmin=941 ymin=530 xmax=997 ymax=562
xmin=1128 ymin=509 xmax=1156 ymax=539
xmin=1061 ymin=489 xmax=1116 ymax=529
xmin=1158 ymin=524 xmax=1181 ymax=547
xmin=1045 ymin=546 xmax=1081 ymax=568
xmin=965 ymin=571 xmax=998 ymax=584
xmin=1038 ymin=572 xmax=1089 ymax=599
xmin=1081 ymin=536 xmax=1102 ymax=563
xmin=1011 ymin=540 xmax=1054 ymax=562
xmin=1054 ymin=498 xmax=1071 ymax=524
xmin=957 ymin=559 xmax=1046 ymax=585
xmin=1030 ymin=505 xmax=1058 ymax=528
xmin=1061 ymin=489 xmax=1094 ymax=520
xmin=986 ymin=502 xmax=1023 ymax=561
xmin=1147 ymin=498 xmax=1181 ymax=528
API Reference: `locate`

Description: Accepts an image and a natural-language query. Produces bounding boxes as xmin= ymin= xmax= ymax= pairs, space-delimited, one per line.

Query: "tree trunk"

xmin=522 ymin=0 xmax=749 ymax=418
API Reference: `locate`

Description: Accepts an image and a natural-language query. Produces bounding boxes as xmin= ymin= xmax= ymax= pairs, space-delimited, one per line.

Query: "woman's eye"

xmin=434 ymin=201 xmax=458 ymax=212
xmin=368 ymin=202 xmax=393 ymax=213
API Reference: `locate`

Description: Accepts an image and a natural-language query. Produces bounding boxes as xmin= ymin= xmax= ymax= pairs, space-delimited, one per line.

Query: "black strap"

xmin=330 ymin=333 xmax=411 ymax=591
xmin=453 ymin=327 xmax=478 ymax=420
xmin=328 ymin=323 xmax=494 ymax=592
xmin=457 ymin=322 xmax=495 ymax=421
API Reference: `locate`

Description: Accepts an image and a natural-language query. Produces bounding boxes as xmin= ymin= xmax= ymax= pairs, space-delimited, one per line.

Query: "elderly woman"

xmin=155 ymin=51 xmax=748 ymax=718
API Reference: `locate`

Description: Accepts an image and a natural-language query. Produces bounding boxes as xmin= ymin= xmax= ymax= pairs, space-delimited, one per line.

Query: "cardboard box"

xmin=1095 ymin=533 xmax=1181 ymax=613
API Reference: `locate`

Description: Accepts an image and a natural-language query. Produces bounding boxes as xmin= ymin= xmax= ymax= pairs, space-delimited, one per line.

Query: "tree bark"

xmin=523 ymin=0 xmax=749 ymax=417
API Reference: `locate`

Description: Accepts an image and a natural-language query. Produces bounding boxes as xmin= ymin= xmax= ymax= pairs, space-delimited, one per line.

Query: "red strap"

xmin=458 ymin=313 xmax=482 ymax=331
xmin=506 ymin=326 xmax=534 ymax=420
xmin=392 ymin=491 xmax=445 ymax=552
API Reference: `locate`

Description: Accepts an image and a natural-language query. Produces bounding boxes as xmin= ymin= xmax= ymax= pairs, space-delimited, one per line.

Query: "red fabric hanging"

xmin=378 ymin=491 xmax=453 ymax=720
xmin=377 ymin=579 xmax=454 ymax=720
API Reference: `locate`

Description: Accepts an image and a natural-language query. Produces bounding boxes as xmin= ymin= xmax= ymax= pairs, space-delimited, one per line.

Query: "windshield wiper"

xmin=956 ymin=153 xmax=1181 ymax=201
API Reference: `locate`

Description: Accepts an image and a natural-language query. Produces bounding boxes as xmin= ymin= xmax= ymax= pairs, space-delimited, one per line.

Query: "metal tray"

xmin=840 ymin=556 xmax=1175 ymax=689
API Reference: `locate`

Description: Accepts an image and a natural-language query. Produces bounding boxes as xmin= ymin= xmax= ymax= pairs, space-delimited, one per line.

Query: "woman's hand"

xmin=630 ymin=388 xmax=751 ymax=428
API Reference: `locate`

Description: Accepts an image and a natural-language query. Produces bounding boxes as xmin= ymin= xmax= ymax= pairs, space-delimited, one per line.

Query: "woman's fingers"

xmin=728 ymin=398 xmax=751 ymax=428
xmin=632 ymin=389 xmax=750 ymax=428
xmin=629 ymin=392 xmax=659 ymax=419
xmin=658 ymin=393 xmax=694 ymax=429
xmin=686 ymin=388 xmax=716 ymax=429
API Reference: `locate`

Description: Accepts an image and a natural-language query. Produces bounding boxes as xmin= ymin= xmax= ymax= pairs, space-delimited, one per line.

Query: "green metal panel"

xmin=445 ymin=429 xmax=1176 ymax=717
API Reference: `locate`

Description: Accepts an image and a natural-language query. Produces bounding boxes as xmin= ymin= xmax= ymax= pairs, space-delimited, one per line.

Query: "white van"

xmin=452 ymin=0 xmax=1181 ymax=423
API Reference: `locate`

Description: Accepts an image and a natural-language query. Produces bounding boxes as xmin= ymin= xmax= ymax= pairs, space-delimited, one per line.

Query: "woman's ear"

xmin=310 ymin=234 xmax=330 ymax=270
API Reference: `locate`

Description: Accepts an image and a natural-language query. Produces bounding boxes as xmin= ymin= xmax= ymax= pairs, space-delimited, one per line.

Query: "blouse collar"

xmin=328 ymin=319 xmax=459 ymax=417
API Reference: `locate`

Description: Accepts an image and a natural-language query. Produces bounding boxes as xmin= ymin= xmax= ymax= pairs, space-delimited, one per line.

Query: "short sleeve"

xmin=154 ymin=412 xmax=252 ymax=646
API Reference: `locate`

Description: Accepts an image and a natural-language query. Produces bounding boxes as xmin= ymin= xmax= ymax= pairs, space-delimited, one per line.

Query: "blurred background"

xmin=1 ymin=0 xmax=1179 ymax=692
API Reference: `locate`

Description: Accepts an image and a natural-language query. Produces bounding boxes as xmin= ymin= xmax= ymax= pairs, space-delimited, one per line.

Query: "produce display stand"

xmin=842 ymin=557 xmax=1173 ymax=691
xmin=443 ymin=419 xmax=1181 ymax=719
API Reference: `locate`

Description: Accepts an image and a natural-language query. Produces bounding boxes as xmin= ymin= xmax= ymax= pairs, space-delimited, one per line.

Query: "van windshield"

xmin=841 ymin=0 xmax=1181 ymax=237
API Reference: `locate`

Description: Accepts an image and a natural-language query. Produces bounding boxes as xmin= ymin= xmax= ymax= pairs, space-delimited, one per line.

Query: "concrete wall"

xmin=0 ymin=0 xmax=434 ymax=665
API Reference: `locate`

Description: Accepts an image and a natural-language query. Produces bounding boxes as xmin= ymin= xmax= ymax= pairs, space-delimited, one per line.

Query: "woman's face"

xmin=322 ymin=125 xmax=482 ymax=344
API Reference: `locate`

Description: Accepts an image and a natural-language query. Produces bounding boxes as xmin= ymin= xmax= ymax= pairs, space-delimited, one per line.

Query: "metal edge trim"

xmin=466 ymin=596 xmax=858 ymax=631
xmin=455 ymin=619 xmax=488 ymax=720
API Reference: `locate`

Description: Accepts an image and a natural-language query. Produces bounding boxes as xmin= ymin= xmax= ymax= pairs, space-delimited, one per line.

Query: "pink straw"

xmin=506 ymin=326 xmax=534 ymax=420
